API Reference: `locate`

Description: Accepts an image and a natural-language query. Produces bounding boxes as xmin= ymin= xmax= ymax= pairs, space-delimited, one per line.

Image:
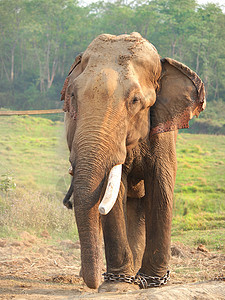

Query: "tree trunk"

xmin=1 ymin=57 xmax=10 ymax=82
xmin=196 ymin=44 xmax=201 ymax=74
xmin=60 ymin=43 xmax=66 ymax=76
xmin=11 ymin=49 xmax=15 ymax=82
xmin=47 ymin=49 xmax=58 ymax=89
xmin=171 ymin=38 xmax=177 ymax=57
xmin=34 ymin=41 xmax=45 ymax=93
xmin=20 ymin=38 xmax=24 ymax=74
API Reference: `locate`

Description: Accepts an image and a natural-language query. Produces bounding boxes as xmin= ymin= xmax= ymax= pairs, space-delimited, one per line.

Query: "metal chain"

xmin=136 ymin=270 xmax=171 ymax=288
xmin=103 ymin=270 xmax=170 ymax=289
xmin=214 ymin=274 xmax=225 ymax=281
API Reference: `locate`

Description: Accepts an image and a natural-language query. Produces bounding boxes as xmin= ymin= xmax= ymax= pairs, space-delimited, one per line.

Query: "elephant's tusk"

xmin=98 ymin=164 xmax=122 ymax=215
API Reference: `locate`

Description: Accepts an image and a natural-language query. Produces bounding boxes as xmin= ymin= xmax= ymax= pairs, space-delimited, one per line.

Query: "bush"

xmin=0 ymin=173 xmax=16 ymax=193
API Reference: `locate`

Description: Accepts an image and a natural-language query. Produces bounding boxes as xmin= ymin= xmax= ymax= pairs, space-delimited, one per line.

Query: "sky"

xmin=197 ymin=0 xmax=224 ymax=5
xmin=81 ymin=0 xmax=225 ymax=9
xmin=197 ymin=0 xmax=225 ymax=6
xmin=196 ymin=0 xmax=225 ymax=10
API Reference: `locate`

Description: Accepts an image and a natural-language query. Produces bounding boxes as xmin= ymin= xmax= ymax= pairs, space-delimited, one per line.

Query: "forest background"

xmin=0 ymin=0 xmax=225 ymax=134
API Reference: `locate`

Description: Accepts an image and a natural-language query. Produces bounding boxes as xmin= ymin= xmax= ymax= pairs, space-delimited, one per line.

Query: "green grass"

xmin=173 ymin=134 xmax=225 ymax=228
xmin=0 ymin=116 xmax=224 ymax=251
xmin=172 ymin=228 xmax=224 ymax=252
xmin=0 ymin=115 xmax=70 ymax=192
xmin=172 ymin=133 xmax=225 ymax=251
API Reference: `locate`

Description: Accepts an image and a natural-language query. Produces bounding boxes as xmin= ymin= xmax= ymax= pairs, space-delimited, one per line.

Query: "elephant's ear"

xmin=60 ymin=53 xmax=83 ymax=113
xmin=150 ymin=58 xmax=206 ymax=136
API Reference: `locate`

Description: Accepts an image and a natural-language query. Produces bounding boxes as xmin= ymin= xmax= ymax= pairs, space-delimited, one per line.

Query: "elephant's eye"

xmin=71 ymin=92 xmax=74 ymax=97
xmin=132 ymin=96 xmax=139 ymax=104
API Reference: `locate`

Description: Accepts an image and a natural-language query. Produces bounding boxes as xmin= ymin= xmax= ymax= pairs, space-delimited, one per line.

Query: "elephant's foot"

xmin=98 ymin=281 xmax=139 ymax=293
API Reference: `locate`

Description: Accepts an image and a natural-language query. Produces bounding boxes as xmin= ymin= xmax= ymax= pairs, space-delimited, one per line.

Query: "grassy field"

xmin=0 ymin=115 xmax=224 ymax=252
xmin=0 ymin=115 xmax=68 ymax=192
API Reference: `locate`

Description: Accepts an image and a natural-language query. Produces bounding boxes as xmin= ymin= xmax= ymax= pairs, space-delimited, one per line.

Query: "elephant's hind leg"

xmin=127 ymin=197 xmax=145 ymax=274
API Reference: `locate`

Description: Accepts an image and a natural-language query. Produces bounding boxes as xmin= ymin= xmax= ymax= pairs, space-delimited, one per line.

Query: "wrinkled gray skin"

xmin=61 ymin=33 xmax=205 ymax=290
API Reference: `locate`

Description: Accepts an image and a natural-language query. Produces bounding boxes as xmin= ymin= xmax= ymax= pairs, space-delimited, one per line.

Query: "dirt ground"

xmin=0 ymin=231 xmax=224 ymax=299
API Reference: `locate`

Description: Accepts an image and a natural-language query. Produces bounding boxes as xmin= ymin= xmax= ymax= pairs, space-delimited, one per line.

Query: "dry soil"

xmin=0 ymin=231 xmax=224 ymax=299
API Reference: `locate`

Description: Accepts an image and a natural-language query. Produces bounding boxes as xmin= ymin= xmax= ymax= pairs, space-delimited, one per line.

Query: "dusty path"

xmin=0 ymin=231 xmax=224 ymax=299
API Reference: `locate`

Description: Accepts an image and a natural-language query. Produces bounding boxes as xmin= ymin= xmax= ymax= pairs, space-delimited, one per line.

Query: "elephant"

xmin=60 ymin=33 xmax=206 ymax=291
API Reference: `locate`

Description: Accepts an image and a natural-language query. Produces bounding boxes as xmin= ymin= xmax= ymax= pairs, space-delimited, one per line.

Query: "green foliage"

xmin=189 ymin=100 xmax=225 ymax=134
xmin=0 ymin=173 xmax=16 ymax=193
xmin=0 ymin=0 xmax=224 ymax=114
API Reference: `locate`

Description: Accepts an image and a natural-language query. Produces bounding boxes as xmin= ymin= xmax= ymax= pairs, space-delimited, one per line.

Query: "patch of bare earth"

xmin=0 ymin=232 xmax=224 ymax=299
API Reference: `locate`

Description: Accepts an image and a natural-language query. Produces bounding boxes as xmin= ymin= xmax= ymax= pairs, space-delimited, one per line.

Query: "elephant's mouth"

xmin=126 ymin=134 xmax=137 ymax=148
xmin=126 ymin=134 xmax=144 ymax=149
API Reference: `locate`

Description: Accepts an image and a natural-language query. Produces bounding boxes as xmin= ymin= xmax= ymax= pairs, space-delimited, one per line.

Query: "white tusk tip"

xmin=98 ymin=206 xmax=107 ymax=215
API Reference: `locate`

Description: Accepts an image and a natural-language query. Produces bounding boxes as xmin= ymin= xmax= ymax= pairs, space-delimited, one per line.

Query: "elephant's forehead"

xmin=82 ymin=33 xmax=159 ymax=70
xmin=93 ymin=68 xmax=120 ymax=98
xmin=80 ymin=33 xmax=161 ymax=90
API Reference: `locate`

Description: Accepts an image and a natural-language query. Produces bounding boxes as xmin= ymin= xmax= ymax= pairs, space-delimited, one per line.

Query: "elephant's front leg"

xmin=140 ymin=132 xmax=177 ymax=285
xmin=99 ymin=174 xmax=139 ymax=292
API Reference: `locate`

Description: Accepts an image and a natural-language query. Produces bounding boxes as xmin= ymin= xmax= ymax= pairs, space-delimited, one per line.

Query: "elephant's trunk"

xmin=72 ymin=148 xmax=119 ymax=288
xmin=73 ymin=168 xmax=104 ymax=289
xmin=74 ymin=165 xmax=123 ymax=288
xmin=71 ymin=119 xmax=126 ymax=288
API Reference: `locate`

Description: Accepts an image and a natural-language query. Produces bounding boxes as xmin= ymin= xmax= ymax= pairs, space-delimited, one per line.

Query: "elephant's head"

xmin=61 ymin=33 xmax=205 ymax=289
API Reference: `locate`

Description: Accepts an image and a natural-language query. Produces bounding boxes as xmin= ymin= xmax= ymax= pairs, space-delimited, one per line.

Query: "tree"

xmin=0 ymin=0 xmax=224 ymax=110
xmin=0 ymin=0 xmax=25 ymax=82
